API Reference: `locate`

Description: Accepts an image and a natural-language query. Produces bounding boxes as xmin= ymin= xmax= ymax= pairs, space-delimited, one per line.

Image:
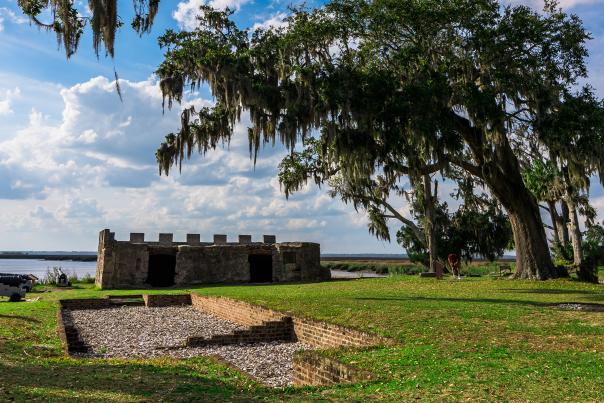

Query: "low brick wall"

xmin=293 ymin=351 xmax=374 ymax=386
xmin=293 ymin=317 xmax=385 ymax=349
xmin=187 ymin=317 xmax=293 ymax=346
xmin=143 ymin=294 xmax=192 ymax=307
xmin=58 ymin=298 xmax=114 ymax=311
xmin=190 ymin=294 xmax=386 ymax=349
xmin=191 ymin=294 xmax=287 ymax=326
xmin=56 ymin=301 xmax=91 ymax=354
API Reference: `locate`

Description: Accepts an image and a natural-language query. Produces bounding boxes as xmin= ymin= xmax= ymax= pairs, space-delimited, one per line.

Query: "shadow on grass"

xmin=0 ymin=314 xmax=41 ymax=323
xmin=0 ymin=359 xmax=279 ymax=401
xmin=354 ymin=296 xmax=551 ymax=307
xmin=501 ymin=288 xmax=603 ymax=295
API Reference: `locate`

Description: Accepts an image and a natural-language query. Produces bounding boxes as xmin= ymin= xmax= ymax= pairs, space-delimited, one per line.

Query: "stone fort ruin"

xmin=95 ymin=229 xmax=329 ymax=289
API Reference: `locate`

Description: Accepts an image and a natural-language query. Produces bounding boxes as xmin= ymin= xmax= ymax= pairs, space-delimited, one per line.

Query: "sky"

xmin=0 ymin=0 xmax=603 ymax=252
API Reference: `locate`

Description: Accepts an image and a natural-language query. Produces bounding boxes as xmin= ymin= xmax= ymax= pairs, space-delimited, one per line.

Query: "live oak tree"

xmin=154 ymin=1 xmax=598 ymax=279
xmin=18 ymin=0 xmax=603 ymax=280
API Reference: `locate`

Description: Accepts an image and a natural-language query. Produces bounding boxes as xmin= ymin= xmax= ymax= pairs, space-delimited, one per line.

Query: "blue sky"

xmin=0 ymin=0 xmax=603 ymax=252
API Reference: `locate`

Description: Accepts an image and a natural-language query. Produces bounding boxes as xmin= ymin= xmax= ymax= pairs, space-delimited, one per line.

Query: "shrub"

xmin=321 ymin=262 xmax=424 ymax=276
xmin=80 ymin=273 xmax=95 ymax=284
xmin=40 ymin=267 xmax=62 ymax=285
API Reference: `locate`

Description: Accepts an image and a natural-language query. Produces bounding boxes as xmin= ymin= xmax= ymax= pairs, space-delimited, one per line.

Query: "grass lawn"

xmin=1 ymin=275 xmax=603 ymax=401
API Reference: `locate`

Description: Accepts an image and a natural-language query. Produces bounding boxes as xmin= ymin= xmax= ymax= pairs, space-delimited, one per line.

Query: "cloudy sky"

xmin=0 ymin=0 xmax=603 ymax=252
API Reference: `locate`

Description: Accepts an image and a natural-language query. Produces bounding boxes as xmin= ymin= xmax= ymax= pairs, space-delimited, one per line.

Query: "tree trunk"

xmin=562 ymin=196 xmax=597 ymax=282
xmin=423 ymin=175 xmax=438 ymax=273
xmin=546 ymin=200 xmax=561 ymax=247
xmin=564 ymin=197 xmax=583 ymax=266
xmin=478 ymin=144 xmax=560 ymax=279
xmin=506 ymin=207 xmax=557 ymax=279
xmin=560 ymin=199 xmax=571 ymax=246
xmin=452 ymin=116 xmax=559 ymax=279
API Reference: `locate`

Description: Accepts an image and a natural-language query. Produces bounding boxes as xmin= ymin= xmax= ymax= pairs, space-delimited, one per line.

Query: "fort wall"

xmin=95 ymin=229 xmax=328 ymax=289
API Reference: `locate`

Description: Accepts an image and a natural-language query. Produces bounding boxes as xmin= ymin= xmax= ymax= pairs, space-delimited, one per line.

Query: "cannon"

xmin=0 ymin=276 xmax=27 ymax=302
xmin=0 ymin=273 xmax=36 ymax=291
xmin=0 ymin=273 xmax=35 ymax=302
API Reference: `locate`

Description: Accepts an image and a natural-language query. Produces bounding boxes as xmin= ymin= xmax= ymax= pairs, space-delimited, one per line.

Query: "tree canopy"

xmin=152 ymin=0 xmax=603 ymax=279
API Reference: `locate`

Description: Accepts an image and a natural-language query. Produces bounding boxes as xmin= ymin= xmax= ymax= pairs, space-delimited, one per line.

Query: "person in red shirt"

xmin=448 ymin=253 xmax=461 ymax=279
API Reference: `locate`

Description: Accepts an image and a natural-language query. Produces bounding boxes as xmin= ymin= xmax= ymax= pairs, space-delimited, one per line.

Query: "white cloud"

xmin=173 ymin=0 xmax=250 ymax=30
xmin=592 ymin=195 xmax=604 ymax=222
xmin=0 ymin=74 xmax=409 ymax=253
xmin=0 ymin=87 xmax=21 ymax=115
xmin=286 ymin=218 xmax=327 ymax=230
xmin=252 ymin=12 xmax=289 ymax=31
xmin=0 ymin=7 xmax=28 ymax=32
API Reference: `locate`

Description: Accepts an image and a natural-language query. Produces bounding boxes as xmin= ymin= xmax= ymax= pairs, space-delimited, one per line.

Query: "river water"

xmin=0 ymin=259 xmax=97 ymax=280
xmin=0 ymin=260 xmax=386 ymax=283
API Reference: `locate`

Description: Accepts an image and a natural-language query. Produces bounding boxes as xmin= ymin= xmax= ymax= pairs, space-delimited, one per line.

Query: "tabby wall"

xmin=96 ymin=229 xmax=328 ymax=289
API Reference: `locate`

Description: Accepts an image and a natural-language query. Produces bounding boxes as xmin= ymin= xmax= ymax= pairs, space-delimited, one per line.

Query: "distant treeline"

xmin=320 ymin=255 xmax=515 ymax=262
xmin=0 ymin=254 xmax=97 ymax=262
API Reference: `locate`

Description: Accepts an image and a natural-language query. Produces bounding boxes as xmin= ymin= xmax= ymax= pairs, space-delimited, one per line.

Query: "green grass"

xmin=1 ymin=275 xmax=603 ymax=401
xmin=321 ymin=259 xmax=513 ymax=277
xmin=322 ymin=260 xmax=424 ymax=275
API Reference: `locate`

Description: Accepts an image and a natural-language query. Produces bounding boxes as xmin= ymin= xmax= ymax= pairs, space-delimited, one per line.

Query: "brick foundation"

xmin=191 ymin=294 xmax=287 ymax=325
xmin=143 ymin=294 xmax=192 ymax=307
xmin=187 ymin=317 xmax=293 ymax=346
xmin=57 ymin=294 xmax=387 ymax=386
xmin=57 ymin=308 xmax=90 ymax=354
xmin=58 ymin=298 xmax=114 ymax=311
xmin=293 ymin=351 xmax=374 ymax=386
xmin=190 ymin=294 xmax=387 ymax=348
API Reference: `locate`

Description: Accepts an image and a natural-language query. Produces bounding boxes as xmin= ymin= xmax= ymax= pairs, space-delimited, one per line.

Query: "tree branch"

xmin=449 ymin=156 xmax=483 ymax=179
xmin=379 ymin=198 xmax=426 ymax=247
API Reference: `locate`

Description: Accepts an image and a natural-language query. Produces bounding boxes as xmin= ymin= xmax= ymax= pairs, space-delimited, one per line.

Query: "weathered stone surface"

xmin=95 ymin=229 xmax=327 ymax=289
xmin=263 ymin=235 xmax=277 ymax=243
xmin=159 ymin=233 xmax=173 ymax=244
xmin=238 ymin=235 xmax=252 ymax=244
xmin=213 ymin=234 xmax=227 ymax=245
xmin=130 ymin=233 xmax=144 ymax=243
xmin=186 ymin=234 xmax=200 ymax=245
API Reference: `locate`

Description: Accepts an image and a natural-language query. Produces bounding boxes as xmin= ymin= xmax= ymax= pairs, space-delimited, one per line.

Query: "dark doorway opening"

xmin=147 ymin=254 xmax=176 ymax=287
xmin=249 ymin=254 xmax=273 ymax=283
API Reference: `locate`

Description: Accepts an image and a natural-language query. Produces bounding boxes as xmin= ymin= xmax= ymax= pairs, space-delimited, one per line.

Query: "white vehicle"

xmin=0 ymin=274 xmax=30 ymax=302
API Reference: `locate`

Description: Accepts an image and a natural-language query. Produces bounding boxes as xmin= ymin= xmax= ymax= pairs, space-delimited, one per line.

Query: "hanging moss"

xmin=17 ymin=0 xmax=161 ymax=58
xmin=132 ymin=0 xmax=159 ymax=35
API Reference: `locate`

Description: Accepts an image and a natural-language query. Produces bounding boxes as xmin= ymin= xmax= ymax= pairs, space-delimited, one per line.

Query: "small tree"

xmin=582 ymin=223 xmax=604 ymax=276
xmin=397 ymin=199 xmax=512 ymax=265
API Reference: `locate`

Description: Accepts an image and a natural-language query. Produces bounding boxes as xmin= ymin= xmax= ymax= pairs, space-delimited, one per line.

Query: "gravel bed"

xmin=186 ymin=341 xmax=309 ymax=387
xmin=69 ymin=306 xmax=312 ymax=387
xmin=557 ymin=303 xmax=604 ymax=312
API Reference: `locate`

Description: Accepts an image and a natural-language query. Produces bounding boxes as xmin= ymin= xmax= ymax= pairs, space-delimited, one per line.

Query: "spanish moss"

xmin=17 ymin=0 xmax=161 ymax=58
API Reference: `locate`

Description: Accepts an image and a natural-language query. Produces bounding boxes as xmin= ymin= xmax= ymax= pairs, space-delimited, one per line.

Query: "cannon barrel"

xmin=0 ymin=275 xmax=29 ymax=287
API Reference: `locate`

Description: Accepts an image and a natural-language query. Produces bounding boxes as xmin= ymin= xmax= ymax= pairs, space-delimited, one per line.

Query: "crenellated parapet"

xmin=108 ymin=231 xmax=279 ymax=246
